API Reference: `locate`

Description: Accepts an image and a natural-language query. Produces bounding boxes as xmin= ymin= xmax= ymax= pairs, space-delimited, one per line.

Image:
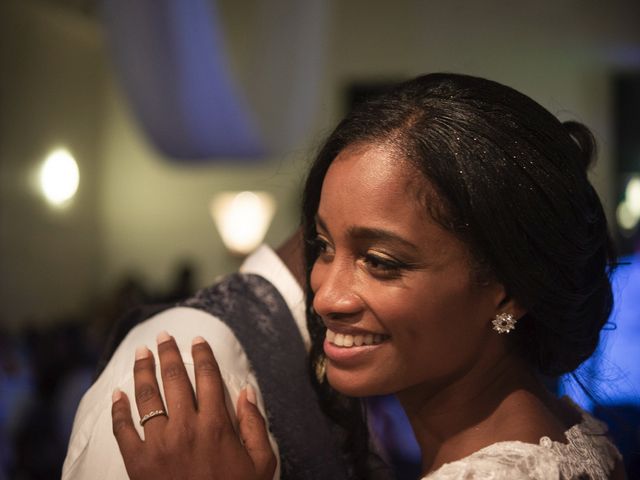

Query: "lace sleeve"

xmin=422 ymin=404 xmax=622 ymax=480
xmin=423 ymin=442 xmax=560 ymax=479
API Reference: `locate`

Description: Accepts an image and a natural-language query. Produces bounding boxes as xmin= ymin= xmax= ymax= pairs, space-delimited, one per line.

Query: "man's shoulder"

xmin=115 ymin=306 xmax=251 ymax=375
xmin=62 ymin=306 xmax=253 ymax=479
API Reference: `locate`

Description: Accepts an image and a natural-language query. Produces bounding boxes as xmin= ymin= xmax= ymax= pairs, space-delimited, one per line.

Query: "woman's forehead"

xmin=320 ymin=147 xmax=443 ymax=233
xmin=326 ymin=146 xmax=413 ymax=199
xmin=326 ymin=144 xmax=439 ymax=210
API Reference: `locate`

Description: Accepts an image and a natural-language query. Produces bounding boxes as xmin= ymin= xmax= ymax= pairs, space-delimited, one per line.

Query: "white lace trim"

xmin=422 ymin=399 xmax=621 ymax=479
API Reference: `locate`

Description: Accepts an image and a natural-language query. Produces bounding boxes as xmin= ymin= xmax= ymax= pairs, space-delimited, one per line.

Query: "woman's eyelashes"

xmin=311 ymin=235 xmax=334 ymax=258
xmin=362 ymin=252 xmax=410 ymax=278
xmin=312 ymin=233 xmax=412 ymax=279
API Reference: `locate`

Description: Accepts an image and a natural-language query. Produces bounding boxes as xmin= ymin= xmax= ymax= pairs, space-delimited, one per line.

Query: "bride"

xmin=111 ymin=73 xmax=625 ymax=479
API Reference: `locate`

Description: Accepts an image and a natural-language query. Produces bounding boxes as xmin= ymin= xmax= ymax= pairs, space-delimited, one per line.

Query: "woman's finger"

xmin=191 ymin=336 xmax=232 ymax=423
xmin=236 ymin=386 xmax=277 ymax=479
xmin=133 ymin=346 xmax=168 ymax=437
xmin=111 ymin=389 xmax=143 ymax=462
xmin=156 ymin=331 xmax=196 ymax=422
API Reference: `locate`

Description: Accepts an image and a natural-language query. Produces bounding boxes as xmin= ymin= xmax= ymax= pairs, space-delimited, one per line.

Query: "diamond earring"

xmin=492 ymin=312 xmax=517 ymax=334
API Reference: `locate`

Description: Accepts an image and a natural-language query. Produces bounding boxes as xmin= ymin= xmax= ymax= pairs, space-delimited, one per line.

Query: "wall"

xmin=0 ymin=0 xmax=107 ymax=329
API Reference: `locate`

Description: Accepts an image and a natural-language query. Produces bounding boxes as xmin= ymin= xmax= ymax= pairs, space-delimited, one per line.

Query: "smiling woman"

xmin=109 ymin=73 xmax=625 ymax=480
xmin=301 ymin=73 xmax=625 ymax=479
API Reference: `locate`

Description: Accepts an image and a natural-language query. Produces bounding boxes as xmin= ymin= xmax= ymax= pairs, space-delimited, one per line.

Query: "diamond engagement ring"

xmin=139 ymin=409 xmax=167 ymax=426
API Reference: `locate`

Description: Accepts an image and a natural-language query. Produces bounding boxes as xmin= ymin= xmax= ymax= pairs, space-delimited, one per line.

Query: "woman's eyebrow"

xmin=316 ymin=214 xmax=419 ymax=252
xmin=347 ymin=226 xmax=419 ymax=252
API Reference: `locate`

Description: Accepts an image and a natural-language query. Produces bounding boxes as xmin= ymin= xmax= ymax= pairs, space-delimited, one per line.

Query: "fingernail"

xmin=192 ymin=336 xmax=206 ymax=346
xmin=156 ymin=330 xmax=171 ymax=344
xmin=135 ymin=345 xmax=150 ymax=360
xmin=112 ymin=388 xmax=122 ymax=403
xmin=245 ymin=384 xmax=257 ymax=406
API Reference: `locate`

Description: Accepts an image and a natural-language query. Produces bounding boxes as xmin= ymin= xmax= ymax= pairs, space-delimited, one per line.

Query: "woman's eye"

xmin=364 ymin=253 xmax=405 ymax=277
xmin=312 ymin=236 xmax=334 ymax=259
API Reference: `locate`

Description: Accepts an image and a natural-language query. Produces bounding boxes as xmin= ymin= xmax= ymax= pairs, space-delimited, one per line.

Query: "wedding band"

xmin=139 ymin=409 xmax=167 ymax=426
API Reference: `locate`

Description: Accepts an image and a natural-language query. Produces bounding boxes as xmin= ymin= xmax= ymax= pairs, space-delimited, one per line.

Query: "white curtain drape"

xmin=101 ymin=0 xmax=328 ymax=160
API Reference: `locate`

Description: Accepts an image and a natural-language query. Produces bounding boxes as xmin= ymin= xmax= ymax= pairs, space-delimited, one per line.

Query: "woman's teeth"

xmin=325 ymin=329 xmax=387 ymax=347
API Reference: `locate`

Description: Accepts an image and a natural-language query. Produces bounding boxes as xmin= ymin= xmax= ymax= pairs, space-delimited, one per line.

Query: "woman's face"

xmin=310 ymin=144 xmax=505 ymax=398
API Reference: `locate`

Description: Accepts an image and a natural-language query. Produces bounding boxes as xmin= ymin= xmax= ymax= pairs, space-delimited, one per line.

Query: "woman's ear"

xmin=500 ymin=299 xmax=527 ymax=321
xmin=496 ymin=289 xmax=527 ymax=320
xmin=492 ymin=283 xmax=526 ymax=320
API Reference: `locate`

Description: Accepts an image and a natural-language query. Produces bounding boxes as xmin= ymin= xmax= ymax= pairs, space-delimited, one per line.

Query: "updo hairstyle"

xmin=300 ymin=73 xmax=616 ymax=477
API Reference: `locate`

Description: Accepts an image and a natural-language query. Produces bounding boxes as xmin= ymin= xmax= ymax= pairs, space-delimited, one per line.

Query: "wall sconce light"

xmin=210 ymin=191 xmax=276 ymax=256
xmin=39 ymin=148 xmax=80 ymax=207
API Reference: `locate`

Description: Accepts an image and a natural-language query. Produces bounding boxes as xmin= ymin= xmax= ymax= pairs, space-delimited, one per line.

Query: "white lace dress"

xmin=422 ymin=402 xmax=622 ymax=479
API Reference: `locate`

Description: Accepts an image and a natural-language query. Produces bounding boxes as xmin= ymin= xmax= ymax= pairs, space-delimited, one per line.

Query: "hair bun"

xmin=563 ymin=121 xmax=597 ymax=172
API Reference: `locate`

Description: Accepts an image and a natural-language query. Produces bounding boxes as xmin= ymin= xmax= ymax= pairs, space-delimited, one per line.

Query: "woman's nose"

xmin=311 ymin=261 xmax=364 ymax=319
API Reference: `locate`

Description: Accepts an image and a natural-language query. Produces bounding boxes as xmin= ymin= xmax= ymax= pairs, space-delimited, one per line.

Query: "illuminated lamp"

xmin=39 ymin=148 xmax=80 ymax=207
xmin=210 ymin=191 xmax=276 ymax=256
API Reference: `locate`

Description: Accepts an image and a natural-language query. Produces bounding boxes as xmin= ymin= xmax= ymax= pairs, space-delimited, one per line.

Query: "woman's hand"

xmin=111 ymin=332 xmax=276 ymax=480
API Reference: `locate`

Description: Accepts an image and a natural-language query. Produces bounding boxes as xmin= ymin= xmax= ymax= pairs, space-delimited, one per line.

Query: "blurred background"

xmin=1 ymin=0 xmax=639 ymax=478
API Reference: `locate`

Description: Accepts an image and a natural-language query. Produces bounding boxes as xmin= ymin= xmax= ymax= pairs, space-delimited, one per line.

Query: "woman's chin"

xmin=326 ymin=367 xmax=392 ymax=397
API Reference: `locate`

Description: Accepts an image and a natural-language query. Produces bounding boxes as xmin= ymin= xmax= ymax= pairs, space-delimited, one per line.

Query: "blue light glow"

xmin=560 ymin=255 xmax=640 ymax=410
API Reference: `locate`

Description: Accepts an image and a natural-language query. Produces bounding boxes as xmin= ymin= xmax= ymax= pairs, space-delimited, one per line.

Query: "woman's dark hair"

xmin=301 ymin=73 xmax=616 ymax=477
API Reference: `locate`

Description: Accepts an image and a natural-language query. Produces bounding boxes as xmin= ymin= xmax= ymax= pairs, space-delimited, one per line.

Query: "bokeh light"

xmin=617 ymin=201 xmax=638 ymax=231
xmin=625 ymin=176 xmax=640 ymax=217
xmin=39 ymin=148 xmax=80 ymax=206
xmin=210 ymin=191 xmax=276 ymax=255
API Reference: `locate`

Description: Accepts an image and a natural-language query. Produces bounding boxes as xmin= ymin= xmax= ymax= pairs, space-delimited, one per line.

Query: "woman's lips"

xmin=325 ymin=328 xmax=389 ymax=347
xmin=323 ymin=328 xmax=390 ymax=364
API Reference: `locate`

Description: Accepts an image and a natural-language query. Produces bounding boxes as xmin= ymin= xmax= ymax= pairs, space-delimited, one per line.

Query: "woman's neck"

xmin=396 ymin=353 xmax=558 ymax=475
